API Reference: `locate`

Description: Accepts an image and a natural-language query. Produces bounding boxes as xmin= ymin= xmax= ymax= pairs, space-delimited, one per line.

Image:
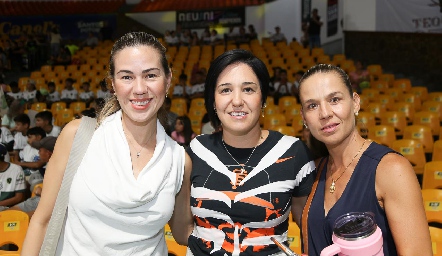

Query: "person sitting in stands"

xmin=60 ymin=78 xmax=78 ymax=107
xmin=12 ymin=127 xmax=46 ymax=176
xmin=270 ymin=26 xmax=287 ymax=43
xmin=79 ymin=81 xmax=95 ymax=108
xmin=6 ymin=136 xmax=56 ymax=218
xmin=0 ymin=143 xmax=26 ymax=208
xmin=34 ymin=110 xmax=61 ymax=137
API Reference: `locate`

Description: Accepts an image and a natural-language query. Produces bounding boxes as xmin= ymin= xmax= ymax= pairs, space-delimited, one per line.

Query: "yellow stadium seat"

xmin=433 ymin=140 xmax=442 ymax=162
xmin=430 ymin=226 xmax=442 ymax=242
xmin=403 ymin=125 xmax=434 ymax=154
xmin=391 ymin=102 xmax=415 ymax=124
xmin=366 ymin=64 xmax=382 ymax=81
xmin=291 ymin=115 xmax=304 ymax=137
xmin=378 ymin=73 xmax=395 ymax=88
xmin=332 ymin=54 xmax=346 ymax=66
xmin=357 ymin=111 xmax=377 ymax=138
xmin=55 ymin=108 xmax=75 ymax=126
xmin=421 ymin=189 xmax=442 ymax=224
xmin=428 ymin=92 xmax=442 ymax=102
xmin=393 ymin=78 xmax=412 ymax=93
xmin=284 ymin=104 xmax=302 ymax=125
xmin=422 ymin=101 xmax=442 ymax=122
xmin=410 ymin=86 xmax=429 ymax=102
xmin=30 ymin=102 xmax=47 ymax=112
xmin=367 ymin=124 xmax=396 ymax=148
xmin=70 ymin=101 xmax=87 ymax=115
xmin=263 ymin=113 xmax=286 ymax=130
xmin=400 ymin=93 xmax=422 ymax=111
xmin=379 ymin=111 xmax=407 ymax=137
xmin=190 ymin=98 xmax=205 ymax=110
xmin=385 ymin=88 xmax=404 ymax=102
xmin=287 ymin=221 xmax=302 ymax=255
xmin=422 ymin=161 xmax=442 ymax=190
xmin=361 ymin=89 xmax=380 ymax=102
xmin=413 ymin=111 xmax=440 ymax=137
xmin=274 ymin=125 xmax=296 ymax=136
xmin=392 ymin=139 xmax=426 ymax=175
xmin=278 ymin=96 xmax=297 ymax=114
xmin=369 ymin=80 xmax=389 ymax=95
xmin=0 ymin=210 xmax=29 ymax=253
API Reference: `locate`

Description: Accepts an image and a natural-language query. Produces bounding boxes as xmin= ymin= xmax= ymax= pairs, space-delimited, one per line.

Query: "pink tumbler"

xmin=320 ymin=212 xmax=383 ymax=256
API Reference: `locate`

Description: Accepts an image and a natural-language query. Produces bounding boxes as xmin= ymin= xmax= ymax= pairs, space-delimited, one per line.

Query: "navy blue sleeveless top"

xmin=306 ymin=142 xmax=398 ymax=255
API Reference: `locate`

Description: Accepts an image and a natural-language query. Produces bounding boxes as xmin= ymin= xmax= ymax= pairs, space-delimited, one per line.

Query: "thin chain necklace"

xmin=329 ymin=139 xmax=367 ymax=194
xmin=122 ymin=116 xmax=156 ymax=158
xmin=221 ymin=133 xmax=262 ymax=173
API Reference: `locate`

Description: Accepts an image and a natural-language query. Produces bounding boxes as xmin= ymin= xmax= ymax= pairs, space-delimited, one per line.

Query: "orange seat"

xmin=391 ymin=101 xmax=415 ymax=124
xmin=357 ymin=111 xmax=377 ymax=138
xmin=421 ymin=189 xmax=442 ymax=224
xmin=378 ymin=73 xmax=395 ymax=88
xmin=190 ymin=98 xmax=205 ymax=109
xmin=366 ymin=102 xmax=385 ymax=119
xmin=421 ymin=101 xmax=442 ymax=122
xmin=393 ymin=78 xmax=412 ymax=92
xmin=400 ymin=93 xmax=422 ymax=111
xmin=284 ymin=104 xmax=302 ymax=125
xmin=433 ymin=140 xmax=442 ymax=161
xmin=0 ymin=210 xmax=29 ymax=253
xmin=392 ymin=139 xmax=426 ymax=174
xmin=430 ymin=226 xmax=442 ymax=243
xmin=263 ymin=113 xmax=286 ymax=130
xmin=273 ymin=125 xmax=296 ymax=136
xmin=30 ymin=102 xmax=47 ymax=112
xmin=367 ymin=124 xmax=396 ymax=148
xmin=55 ymin=108 xmax=75 ymax=126
xmin=260 ymin=104 xmax=280 ymax=126
xmin=385 ymin=88 xmax=404 ymax=102
xmin=358 ymin=95 xmax=370 ymax=112
xmin=361 ymin=88 xmax=380 ymax=102
xmin=170 ymin=98 xmax=188 ymax=115
xmin=367 ymin=64 xmax=382 ymax=80
xmin=375 ymin=95 xmax=394 ymax=111
xmin=410 ymin=86 xmax=429 ymax=102
xmin=403 ymin=125 xmax=434 ymax=154
xmin=287 ymin=221 xmax=302 ymax=255
xmin=428 ymin=92 xmax=442 ymax=102
xmin=379 ymin=111 xmax=407 ymax=137
xmin=413 ymin=111 xmax=440 ymax=137
xmin=70 ymin=101 xmax=86 ymax=115
xmin=422 ymin=161 xmax=442 ymax=190
xmin=278 ymin=96 xmax=297 ymax=114
xmin=369 ymin=80 xmax=389 ymax=94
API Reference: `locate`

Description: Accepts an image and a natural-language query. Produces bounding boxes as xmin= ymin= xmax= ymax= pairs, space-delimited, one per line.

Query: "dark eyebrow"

xmin=116 ymin=68 xmax=161 ymax=75
xmin=217 ymin=81 xmax=258 ymax=88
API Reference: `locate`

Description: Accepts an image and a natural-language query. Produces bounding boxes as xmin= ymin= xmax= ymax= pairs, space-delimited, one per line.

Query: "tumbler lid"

xmin=333 ymin=212 xmax=377 ymax=240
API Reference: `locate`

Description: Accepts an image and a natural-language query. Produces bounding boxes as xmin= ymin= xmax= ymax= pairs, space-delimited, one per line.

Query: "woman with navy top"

xmin=298 ymin=64 xmax=432 ymax=255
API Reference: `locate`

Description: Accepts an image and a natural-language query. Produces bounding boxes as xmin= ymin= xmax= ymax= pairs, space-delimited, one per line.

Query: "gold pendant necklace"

xmin=329 ymin=139 xmax=367 ymax=194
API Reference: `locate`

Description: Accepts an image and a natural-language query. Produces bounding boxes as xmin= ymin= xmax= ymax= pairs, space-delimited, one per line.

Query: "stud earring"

xmin=355 ymin=112 xmax=359 ymax=116
xmin=304 ymin=123 xmax=308 ymax=128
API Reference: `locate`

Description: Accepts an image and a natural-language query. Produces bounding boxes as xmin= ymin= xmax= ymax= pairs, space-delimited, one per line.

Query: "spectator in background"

xmin=11 ymin=114 xmax=30 ymax=162
xmin=83 ymin=32 xmax=99 ymax=48
xmin=273 ymin=69 xmax=293 ymax=105
xmin=96 ymin=79 xmax=111 ymax=100
xmin=6 ymin=136 xmax=57 ymax=218
xmin=235 ymin=26 xmax=250 ymax=45
xmin=308 ymin=8 xmax=323 ymax=49
xmin=171 ymin=115 xmax=196 ymax=147
xmin=172 ymin=73 xmax=189 ymax=99
xmin=180 ymin=29 xmax=192 ymax=47
xmin=200 ymin=28 xmax=211 ymax=45
xmin=0 ymin=143 xmax=26 ymax=208
xmin=190 ymin=31 xmax=199 ymax=46
xmin=13 ymin=127 xmax=46 ymax=176
xmin=22 ymin=79 xmax=38 ymax=104
xmin=163 ymin=97 xmax=178 ymax=136
xmin=6 ymin=81 xmax=23 ymax=101
xmin=189 ymin=70 xmax=205 ymax=99
xmin=79 ymin=81 xmax=95 ymax=107
xmin=349 ymin=60 xmax=369 ymax=93
xmin=210 ymin=29 xmax=223 ymax=46
xmin=52 ymin=46 xmax=71 ymax=66
xmin=2 ymin=99 xmax=25 ymax=132
xmin=34 ymin=110 xmax=61 ymax=137
xmin=200 ymin=113 xmax=215 ymax=135
xmin=45 ymin=81 xmax=60 ymax=109
xmin=247 ymin=24 xmax=258 ymax=41
xmin=291 ymin=70 xmax=305 ymax=101
xmin=0 ymin=115 xmax=15 ymax=162
xmin=60 ymin=78 xmax=78 ymax=107
xmin=269 ymin=26 xmax=287 ymax=44
xmin=164 ymin=30 xmax=180 ymax=47
xmin=49 ymin=27 xmax=62 ymax=58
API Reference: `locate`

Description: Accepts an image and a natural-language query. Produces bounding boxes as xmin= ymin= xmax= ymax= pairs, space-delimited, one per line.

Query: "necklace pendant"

xmin=329 ymin=180 xmax=336 ymax=194
xmin=136 ymin=152 xmax=140 ymax=158
xmin=241 ymin=168 xmax=246 ymax=173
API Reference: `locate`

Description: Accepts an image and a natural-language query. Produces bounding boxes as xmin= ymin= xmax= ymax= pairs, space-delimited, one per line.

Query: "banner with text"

xmin=176 ymin=8 xmax=245 ymax=29
xmin=376 ymin=0 xmax=442 ymax=33
xmin=0 ymin=14 xmax=117 ymax=41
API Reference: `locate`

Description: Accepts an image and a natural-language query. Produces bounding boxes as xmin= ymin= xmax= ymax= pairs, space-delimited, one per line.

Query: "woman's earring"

xmin=214 ymin=107 xmax=217 ymax=114
xmin=304 ymin=123 xmax=308 ymax=128
xmin=165 ymin=92 xmax=168 ymax=98
xmin=261 ymin=103 xmax=266 ymax=117
xmin=355 ymin=112 xmax=359 ymax=116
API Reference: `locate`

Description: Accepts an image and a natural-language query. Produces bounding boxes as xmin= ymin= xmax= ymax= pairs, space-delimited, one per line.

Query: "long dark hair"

xmin=175 ymin=115 xmax=194 ymax=146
